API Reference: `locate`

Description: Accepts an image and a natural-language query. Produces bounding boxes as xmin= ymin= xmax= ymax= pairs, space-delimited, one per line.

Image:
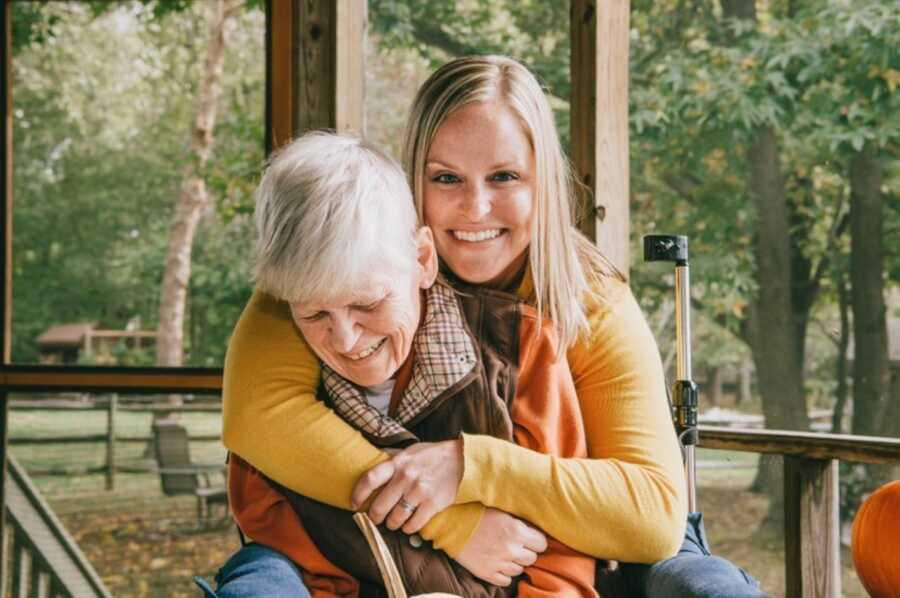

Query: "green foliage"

xmin=369 ymin=0 xmax=897 ymax=400
xmin=12 ymin=2 xmax=263 ymax=364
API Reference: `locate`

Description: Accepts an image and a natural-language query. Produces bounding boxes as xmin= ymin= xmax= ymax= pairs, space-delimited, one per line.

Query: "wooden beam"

xmin=267 ymin=0 xmax=295 ymax=151
xmin=268 ymin=0 xmax=365 ymax=149
xmin=570 ymin=0 xmax=630 ymax=276
xmin=1 ymin=0 xmax=12 ymax=588
xmin=698 ymin=425 xmax=900 ymax=465
xmin=0 ymin=367 xmax=222 ymax=394
xmin=295 ymin=0 xmax=365 ymax=135
xmin=784 ymin=457 xmax=841 ymax=597
xmin=334 ymin=0 xmax=366 ymax=134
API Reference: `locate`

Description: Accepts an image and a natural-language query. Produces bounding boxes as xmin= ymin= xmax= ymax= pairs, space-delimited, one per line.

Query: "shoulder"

xmin=567 ymin=276 xmax=660 ymax=375
xmin=224 ymin=290 xmax=319 ymax=385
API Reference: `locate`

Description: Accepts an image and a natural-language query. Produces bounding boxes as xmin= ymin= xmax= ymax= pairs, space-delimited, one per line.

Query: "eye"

xmin=353 ymin=299 xmax=383 ymax=312
xmin=298 ymin=311 xmax=327 ymax=322
xmin=491 ymin=171 xmax=519 ymax=183
xmin=431 ymin=172 xmax=461 ymax=185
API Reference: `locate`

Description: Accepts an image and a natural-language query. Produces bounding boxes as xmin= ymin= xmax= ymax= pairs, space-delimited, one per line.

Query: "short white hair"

xmin=254 ymin=131 xmax=418 ymax=303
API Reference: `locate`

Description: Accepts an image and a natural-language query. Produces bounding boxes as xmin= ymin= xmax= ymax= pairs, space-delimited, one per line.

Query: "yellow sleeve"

xmin=221 ymin=291 xmax=484 ymax=556
xmin=455 ymin=279 xmax=687 ymax=563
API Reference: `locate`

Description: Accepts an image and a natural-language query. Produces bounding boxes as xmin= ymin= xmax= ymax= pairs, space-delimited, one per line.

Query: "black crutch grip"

xmin=643 ymin=235 xmax=688 ymax=265
xmin=672 ymin=379 xmax=699 ymax=445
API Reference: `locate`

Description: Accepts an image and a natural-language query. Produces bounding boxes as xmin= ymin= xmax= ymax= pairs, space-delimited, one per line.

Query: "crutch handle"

xmin=643 ymin=234 xmax=688 ymax=264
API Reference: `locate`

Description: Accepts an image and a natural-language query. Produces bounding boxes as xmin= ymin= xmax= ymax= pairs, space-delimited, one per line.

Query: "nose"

xmin=328 ymin=313 xmax=361 ymax=353
xmin=461 ymin=182 xmax=491 ymax=221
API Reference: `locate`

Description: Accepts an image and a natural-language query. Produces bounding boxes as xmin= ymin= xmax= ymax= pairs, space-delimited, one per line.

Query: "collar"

xmin=322 ymin=283 xmax=477 ymax=439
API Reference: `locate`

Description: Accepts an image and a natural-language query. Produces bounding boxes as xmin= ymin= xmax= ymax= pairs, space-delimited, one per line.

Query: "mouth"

xmin=451 ymin=229 xmax=504 ymax=243
xmin=346 ymin=337 xmax=387 ymax=361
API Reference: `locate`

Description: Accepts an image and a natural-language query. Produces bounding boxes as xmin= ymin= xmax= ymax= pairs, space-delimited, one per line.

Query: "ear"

xmin=415 ymin=226 xmax=438 ymax=290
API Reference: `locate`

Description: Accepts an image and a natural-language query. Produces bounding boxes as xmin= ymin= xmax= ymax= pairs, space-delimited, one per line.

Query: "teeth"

xmin=453 ymin=229 xmax=501 ymax=242
xmin=349 ymin=338 xmax=386 ymax=361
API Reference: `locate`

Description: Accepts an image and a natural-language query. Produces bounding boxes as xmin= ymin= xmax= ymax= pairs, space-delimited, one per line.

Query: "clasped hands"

xmin=351 ymin=439 xmax=547 ymax=586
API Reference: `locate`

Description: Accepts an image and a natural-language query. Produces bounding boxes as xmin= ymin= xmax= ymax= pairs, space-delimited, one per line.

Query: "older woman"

xmin=216 ymin=56 xmax=761 ymax=597
xmin=200 ymin=131 xmax=598 ymax=597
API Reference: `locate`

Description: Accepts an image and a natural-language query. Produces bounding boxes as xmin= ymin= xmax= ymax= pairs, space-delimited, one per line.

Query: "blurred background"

xmin=7 ymin=0 xmax=897 ymax=595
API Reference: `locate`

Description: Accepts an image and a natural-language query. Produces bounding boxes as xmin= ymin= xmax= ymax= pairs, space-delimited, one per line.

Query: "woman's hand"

xmin=456 ymin=508 xmax=548 ymax=586
xmin=351 ymin=439 xmax=464 ymax=534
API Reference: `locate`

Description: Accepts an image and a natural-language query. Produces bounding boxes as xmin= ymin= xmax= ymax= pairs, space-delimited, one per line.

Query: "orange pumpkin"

xmin=852 ymin=479 xmax=900 ymax=597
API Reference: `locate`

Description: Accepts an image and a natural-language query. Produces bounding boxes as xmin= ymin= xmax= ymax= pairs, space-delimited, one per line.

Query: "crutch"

xmin=643 ymin=235 xmax=699 ymax=512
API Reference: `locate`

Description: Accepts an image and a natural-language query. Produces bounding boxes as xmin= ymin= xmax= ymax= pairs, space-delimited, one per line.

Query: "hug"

xmin=197 ymin=55 xmax=762 ymax=597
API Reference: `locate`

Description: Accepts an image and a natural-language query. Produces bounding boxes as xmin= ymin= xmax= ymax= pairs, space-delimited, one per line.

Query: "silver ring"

xmin=399 ymin=498 xmax=417 ymax=513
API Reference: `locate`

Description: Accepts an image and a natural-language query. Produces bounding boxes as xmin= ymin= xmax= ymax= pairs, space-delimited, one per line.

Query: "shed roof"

xmin=36 ymin=323 xmax=96 ymax=348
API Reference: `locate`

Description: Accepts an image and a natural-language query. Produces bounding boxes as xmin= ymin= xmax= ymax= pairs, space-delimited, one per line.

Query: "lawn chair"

xmin=152 ymin=419 xmax=228 ymax=527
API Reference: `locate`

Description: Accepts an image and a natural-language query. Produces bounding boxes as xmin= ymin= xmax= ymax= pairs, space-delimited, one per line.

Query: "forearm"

xmin=223 ymin=291 xmax=482 ymax=552
xmin=457 ymin=435 xmax=684 ymax=562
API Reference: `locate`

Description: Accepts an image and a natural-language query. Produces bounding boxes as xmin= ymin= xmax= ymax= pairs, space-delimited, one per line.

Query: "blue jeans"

xmin=621 ymin=512 xmax=764 ymax=597
xmin=194 ymin=543 xmax=311 ymax=598
xmin=197 ymin=514 xmax=762 ymax=598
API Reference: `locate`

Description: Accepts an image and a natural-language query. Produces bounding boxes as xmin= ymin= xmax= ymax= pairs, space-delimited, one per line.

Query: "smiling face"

xmin=423 ymin=101 xmax=535 ymax=289
xmin=291 ymin=264 xmax=422 ymax=387
xmin=289 ymin=228 xmax=437 ymax=388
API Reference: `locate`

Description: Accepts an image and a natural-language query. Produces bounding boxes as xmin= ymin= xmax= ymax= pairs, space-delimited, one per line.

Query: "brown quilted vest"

xmin=267 ymin=286 xmax=525 ymax=597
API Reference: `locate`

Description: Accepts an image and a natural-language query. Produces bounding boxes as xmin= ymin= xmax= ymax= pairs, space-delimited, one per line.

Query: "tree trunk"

xmin=738 ymin=359 xmax=752 ymax=406
xmin=706 ymin=366 xmax=723 ymax=407
xmin=156 ymin=0 xmax=237 ymax=371
xmin=744 ymin=126 xmax=812 ymax=525
xmin=849 ymin=142 xmax=888 ymax=438
xmin=722 ymin=0 xmax=811 ymax=527
xmin=831 ymin=267 xmax=850 ymax=434
xmin=745 ymin=126 xmax=810 ymax=434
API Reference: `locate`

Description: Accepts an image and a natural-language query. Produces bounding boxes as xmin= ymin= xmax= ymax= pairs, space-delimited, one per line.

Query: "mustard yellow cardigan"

xmin=222 ymin=276 xmax=687 ymax=563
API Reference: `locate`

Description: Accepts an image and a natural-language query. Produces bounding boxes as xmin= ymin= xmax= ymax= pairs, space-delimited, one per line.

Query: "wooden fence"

xmin=8 ymin=396 xmax=221 ymax=490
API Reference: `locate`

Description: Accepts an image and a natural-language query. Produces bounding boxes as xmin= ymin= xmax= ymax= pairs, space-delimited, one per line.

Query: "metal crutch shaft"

xmin=644 ymin=235 xmax=699 ymax=513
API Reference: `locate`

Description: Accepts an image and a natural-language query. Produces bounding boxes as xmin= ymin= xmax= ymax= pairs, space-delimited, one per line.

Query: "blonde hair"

xmin=254 ymin=131 xmax=418 ymax=303
xmin=402 ymin=55 xmax=621 ymax=349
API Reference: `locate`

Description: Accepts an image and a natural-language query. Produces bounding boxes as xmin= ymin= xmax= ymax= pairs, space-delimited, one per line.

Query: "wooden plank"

xmin=2 ymin=0 xmax=12 ymax=364
xmin=1 ymin=0 xmax=13 ymax=586
xmin=10 ymin=400 xmax=221 ymax=412
xmin=105 ymin=394 xmax=117 ymax=490
xmin=570 ymin=0 xmax=630 ymax=275
xmin=698 ymin=425 xmax=900 ymax=465
xmin=12 ymin=535 xmax=28 ymax=598
xmin=8 ymin=433 xmax=220 ymax=445
xmin=268 ymin=0 xmax=295 ymax=150
xmin=6 ymin=456 xmax=111 ymax=597
xmin=0 ymin=368 xmax=222 ymax=393
xmin=334 ymin=0 xmax=366 ymax=134
xmin=784 ymin=457 xmax=840 ymax=597
xmin=294 ymin=0 xmax=365 ymax=134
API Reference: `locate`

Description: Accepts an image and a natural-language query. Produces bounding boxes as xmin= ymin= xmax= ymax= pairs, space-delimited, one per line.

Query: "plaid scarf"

xmin=321 ymin=283 xmax=477 ymax=438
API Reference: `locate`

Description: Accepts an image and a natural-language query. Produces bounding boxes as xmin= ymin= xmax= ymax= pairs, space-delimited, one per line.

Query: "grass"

xmin=7 ymin=408 xmax=873 ymax=597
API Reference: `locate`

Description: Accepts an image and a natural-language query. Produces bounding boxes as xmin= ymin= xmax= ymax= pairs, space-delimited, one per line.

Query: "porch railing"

xmin=4 ymin=455 xmax=111 ymax=598
xmin=699 ymin=425 xmax=900 ymax=598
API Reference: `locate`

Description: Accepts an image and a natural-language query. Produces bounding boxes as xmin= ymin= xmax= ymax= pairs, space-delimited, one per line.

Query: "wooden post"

xmin=268 ymin=0 xmax=366 ymax=152
xmin=105 ymin=394 xmax=118 ymax=491
xmin=1 ymin=0 xmax=13 ymax=588
xmin=267 ymin=0 xmax=295 ymax=151
xmin=784 ymin=456 xmax=841 ymax=597
xmin=570 ymin=0 xmax=631 ymax=276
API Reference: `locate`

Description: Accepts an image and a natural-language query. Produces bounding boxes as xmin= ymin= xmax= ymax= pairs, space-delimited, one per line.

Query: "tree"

xmin=11 ymin=2 xmax=263 ymax=366
xmin=156 ymin=0 xmax=241 ymax=369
